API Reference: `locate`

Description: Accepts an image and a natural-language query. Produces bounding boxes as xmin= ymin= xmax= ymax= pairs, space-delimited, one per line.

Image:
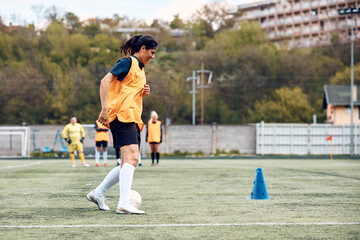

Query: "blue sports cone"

xmin=250 ymin=168 xmax=269 ymax=200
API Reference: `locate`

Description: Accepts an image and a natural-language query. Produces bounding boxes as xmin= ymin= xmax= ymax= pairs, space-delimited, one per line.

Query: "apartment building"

xmin=237 ymin=0 xmax=360 ymax=48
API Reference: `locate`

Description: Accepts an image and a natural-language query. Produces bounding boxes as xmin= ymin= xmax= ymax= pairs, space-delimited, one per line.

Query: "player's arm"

xmin=80 ymin=125 xmax=85 ymax=143
xmin=62 ymin=125 xmax=71 ymax=144
xmin=94 ymin=121 xmax=99 ymax=131
xmin=160 ymin=123 xmax=163 ymax=143
xmin=145 ymin=125 xmax=148 ymax=142
xmin=98 ymin=73 xmax=117 ymax=126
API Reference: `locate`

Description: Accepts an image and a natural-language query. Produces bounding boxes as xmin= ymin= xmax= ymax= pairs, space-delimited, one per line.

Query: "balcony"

xmin=268 ymin=8 xmax=276 ymax=15
xmin=302 ymin=2 xmax=310 ymax=9
xmin=311 ymin=25 xmax=320 ymax=32
xmin=293 ymin=27 xmax=302 ymax=34
xmin=328 ymin=10 xmax=338 ymax=17
xmin=303 ymin=27 xmax=311 ymax=34
xmin=293 ymin=16 xmax=302 ymax=23
xmin=268 ymin=32 xmax=276 ymax=39
xmin=293 ymin=4 xmax=301 ymax=10
xmin=319 ymin=0 xmax=327 ymax=6
xmin=268 ymin=20 xmax=275 ymax=27
xmin=311 ymin=1 xmax=319 ymax=7
xmin=284 ymin=18 xmax=293 ymax=25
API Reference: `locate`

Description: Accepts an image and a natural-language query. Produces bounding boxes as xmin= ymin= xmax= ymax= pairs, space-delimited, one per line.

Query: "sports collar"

xmin=131 ymin=55 xmax=144 ymax=69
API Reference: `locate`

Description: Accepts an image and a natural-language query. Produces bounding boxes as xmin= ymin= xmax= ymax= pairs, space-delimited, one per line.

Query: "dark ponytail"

xmin=120 ymin=35 xmax=158 ymax=55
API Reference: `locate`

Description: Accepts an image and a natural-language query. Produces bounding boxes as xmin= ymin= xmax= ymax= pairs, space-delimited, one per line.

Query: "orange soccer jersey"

xmin=147 ymin=120 xmax=162 ymax=143
xmin=108 ymin=56 xmax=146 ymax=131
xmin=95 ymin=120 xmax=109 ymax=142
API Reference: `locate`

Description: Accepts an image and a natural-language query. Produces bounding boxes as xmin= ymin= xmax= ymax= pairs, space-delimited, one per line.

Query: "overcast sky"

xmin=0 ymin=0 xmax=261 ymax=26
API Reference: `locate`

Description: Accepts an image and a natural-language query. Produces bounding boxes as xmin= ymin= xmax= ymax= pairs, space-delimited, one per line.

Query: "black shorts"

xmin=95 ymin=141 xmax=108 ymax=148
xmin=110 ymin=118 xmax=141 ymax=148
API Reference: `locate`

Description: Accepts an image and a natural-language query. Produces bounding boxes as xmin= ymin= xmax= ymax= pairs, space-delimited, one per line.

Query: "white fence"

xmin=256 ymin=122 xmax=360 ymax=155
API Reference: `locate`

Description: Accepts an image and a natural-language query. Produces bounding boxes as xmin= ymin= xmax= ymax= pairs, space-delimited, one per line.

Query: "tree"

xmin=31 ymin=4 xmax=44 ymax=30
xmin=170 ymin=15 xmax=185 ymax=29
xmin=83 ymin=18 xmax=100 ymax=38
xmin=248 ymin=87 xmax=315 ymax=123
xmin=329 ymin=62 xmax=360 ymax=85
xmin=44 ymin=6 xmax=63 ymax=23
xmin=64 ymin=12 xmax=82 ymax=34
xmin=192 ymin=2 xmax=237 ymax=37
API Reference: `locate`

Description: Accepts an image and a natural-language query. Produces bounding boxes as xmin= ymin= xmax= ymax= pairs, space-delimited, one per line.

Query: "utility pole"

xmin=186 ymin=67 xmax=213 ymax=125
xmin=201 ymin=63 xmax=205 ymax=125
xmin=338 ymin=7 xmax=359 ymax=156
xmin=186 ymin=71 xmax=198 ymax=125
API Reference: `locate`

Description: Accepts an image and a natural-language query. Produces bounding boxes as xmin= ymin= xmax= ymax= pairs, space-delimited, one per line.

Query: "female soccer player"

xmin=87 ymin=35 xmax=158 ymax=214
xmin=146 ymin=111 xmax=163 ymax=166
xmin=94 ymin=120 xmax=109 ymax=167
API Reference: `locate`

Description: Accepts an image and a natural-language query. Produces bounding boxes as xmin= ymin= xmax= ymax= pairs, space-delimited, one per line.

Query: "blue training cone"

xmin=250 ymin=168 xmax=269 ymax=200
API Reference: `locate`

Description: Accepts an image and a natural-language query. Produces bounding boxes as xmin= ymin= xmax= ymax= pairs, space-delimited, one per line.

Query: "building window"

xmin=311 ymin=10 xmax=318 ymax=16
xmin=346 ymin=105 xmax=351 ymax=114
xmin=261 ymin=17 xmax=266 ymax=23
xmin=320 ymin=21 xmax=324 ymax=31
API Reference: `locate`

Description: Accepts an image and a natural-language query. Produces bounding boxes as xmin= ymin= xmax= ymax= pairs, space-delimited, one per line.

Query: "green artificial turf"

xmin=0 ymin=158 xmax=359 ymax=239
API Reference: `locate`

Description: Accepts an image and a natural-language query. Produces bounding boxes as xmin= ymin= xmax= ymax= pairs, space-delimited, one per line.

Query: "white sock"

xmin=117 ymin=158 xmax=121 ymax=165
xmin=95 ymin=150 xmax=100 ymax=164
xmin=119 ymin=163 xmax=135 ymax=207
xmin=94 ymin=166 xmax=120 ymax=196
xmin=103 ymin=151 xmax=108 ymax=163
xmin=138 ymin=153 xmax=142 ymax=164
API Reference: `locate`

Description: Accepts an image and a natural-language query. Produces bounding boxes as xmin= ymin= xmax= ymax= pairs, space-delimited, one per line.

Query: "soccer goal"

xmin=0 ymin=126 xmax=30 ymax=158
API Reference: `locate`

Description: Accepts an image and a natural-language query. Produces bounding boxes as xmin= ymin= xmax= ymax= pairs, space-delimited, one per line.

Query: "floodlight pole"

xmin=350 ymin=15 xmax=354 ymax=156
xmin=201 ymin=63 xmax=205 ymax=125
xmin=338 ymin=7 xmax=359 ymax=156
xmin=192 ymin=70 xmax=196 ymax=125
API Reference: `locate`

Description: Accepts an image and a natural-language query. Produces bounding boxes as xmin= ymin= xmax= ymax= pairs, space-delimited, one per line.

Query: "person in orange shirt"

xmin=146 ymin=111 xmax=162 ymax=166
xmin=94 ymin=120 xmax=109 ymax=167
xmin=86 ymin=35 xmax=158 ymax=214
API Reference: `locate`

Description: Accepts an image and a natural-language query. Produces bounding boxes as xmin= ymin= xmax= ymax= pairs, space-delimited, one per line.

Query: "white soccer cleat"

xmin=86 ymin=190 xmax=110 ymax=211
xmin=82 ymin=163 xmax=90 ymax=167
xmin=116 ymin=205 xmax=145 ymax=214
xmin=72 ymin=164 xmax=76 ymax=167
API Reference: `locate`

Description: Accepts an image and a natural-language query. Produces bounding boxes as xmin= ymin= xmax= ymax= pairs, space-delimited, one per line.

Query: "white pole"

xmin=350 ymin=15 xmax=354 ymax=156
xmin=192 ymin=70 xmax=196 ymax=125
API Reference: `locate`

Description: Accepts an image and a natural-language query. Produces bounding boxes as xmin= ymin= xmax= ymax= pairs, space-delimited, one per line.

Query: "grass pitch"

xmin=0 ymin=158 xmax=359 ymax=239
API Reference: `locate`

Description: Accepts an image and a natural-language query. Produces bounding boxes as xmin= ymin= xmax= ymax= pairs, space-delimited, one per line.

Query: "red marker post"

xmin=326 ymin=135 xmax=333 ymax=160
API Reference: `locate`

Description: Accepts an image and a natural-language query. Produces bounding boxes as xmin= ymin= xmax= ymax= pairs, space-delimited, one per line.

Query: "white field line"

xmin=0 ymin=161 xmax=41 ymax=170
xmin=1 ymin=222 xmax=359 ymax=229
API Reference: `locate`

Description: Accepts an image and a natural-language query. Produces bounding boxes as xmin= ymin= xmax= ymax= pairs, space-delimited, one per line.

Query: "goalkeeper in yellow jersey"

xmin=62 ymin=116 xmax=89 ymax=167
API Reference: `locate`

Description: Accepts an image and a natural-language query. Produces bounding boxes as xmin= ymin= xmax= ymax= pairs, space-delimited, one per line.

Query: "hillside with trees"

xmin=0 ymin=3 xmax=359 ymax=125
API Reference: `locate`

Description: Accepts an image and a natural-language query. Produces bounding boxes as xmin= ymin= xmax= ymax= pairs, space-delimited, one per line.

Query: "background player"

xmin=115 ymin=147 xmax=121 ymax=166
xmin=94 ymin=120 xmax=109 ymax=167
xmin=146 ymin=111 xmax=162 ymax=166
xmin=62 ymin=116 xmax=89 ymax=167
xmin=86 ymin=35 xmax=158 ymax=214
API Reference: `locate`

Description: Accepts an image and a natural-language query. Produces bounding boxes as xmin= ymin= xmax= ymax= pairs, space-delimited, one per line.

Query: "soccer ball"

xmin=129 ymin=190 xmax=142 ymax=209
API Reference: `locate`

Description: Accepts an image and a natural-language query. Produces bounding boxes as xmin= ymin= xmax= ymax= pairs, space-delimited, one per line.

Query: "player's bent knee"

xmin=125 ymin=155 xmax=139 ymax=167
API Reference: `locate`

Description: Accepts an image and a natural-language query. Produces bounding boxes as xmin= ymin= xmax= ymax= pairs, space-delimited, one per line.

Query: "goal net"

xmin=0 ymin=127 xmax=30 ymax=158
